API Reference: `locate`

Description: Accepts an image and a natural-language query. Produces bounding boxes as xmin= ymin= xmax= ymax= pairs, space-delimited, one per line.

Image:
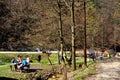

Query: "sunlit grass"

xmin=0 ymin=53 xmax=59 ymax=79
xmin=74 ymin=62 xmax=96 ymax=80
xmin=0 ymin=53 xmax=96 ymax=80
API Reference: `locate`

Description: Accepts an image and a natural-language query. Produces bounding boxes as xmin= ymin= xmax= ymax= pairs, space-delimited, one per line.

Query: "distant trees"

xmin=0 ymin=1 xmax=11 ymax=50
xmin=93 ymin=0 xmax=120 ymax=49
xmin=0 ymin=0 xmax=119 ymax=51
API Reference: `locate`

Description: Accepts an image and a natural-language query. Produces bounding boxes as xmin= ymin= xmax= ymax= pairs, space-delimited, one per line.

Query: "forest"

xmin=0 ymin=0 xmax=120 ymax=51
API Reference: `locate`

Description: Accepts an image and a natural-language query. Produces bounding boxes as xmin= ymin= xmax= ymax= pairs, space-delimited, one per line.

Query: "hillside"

xmin=0 ymin=0 xmax=120 ymax=51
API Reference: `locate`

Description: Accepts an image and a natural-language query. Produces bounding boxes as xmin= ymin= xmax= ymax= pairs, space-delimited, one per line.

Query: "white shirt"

xmin=26 ymin=57 xmax=30 ymax=63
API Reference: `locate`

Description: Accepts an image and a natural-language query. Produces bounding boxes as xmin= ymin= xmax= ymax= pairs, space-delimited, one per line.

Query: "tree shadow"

xmin=22 ymin=68 xmax=43 ymax=73
xmin=0 ymin=77 xmax=17 ymax=80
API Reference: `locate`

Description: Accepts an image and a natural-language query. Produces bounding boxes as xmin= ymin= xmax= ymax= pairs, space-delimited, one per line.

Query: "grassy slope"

xmin=74 ymin=62 xmax=96 ymax=80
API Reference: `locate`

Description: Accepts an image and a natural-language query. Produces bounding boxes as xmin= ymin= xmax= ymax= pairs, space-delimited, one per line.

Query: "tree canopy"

xmin=0 ymin=0 xmax=120 ymax=51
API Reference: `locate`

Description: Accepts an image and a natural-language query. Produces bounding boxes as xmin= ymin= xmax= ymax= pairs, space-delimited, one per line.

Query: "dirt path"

xmin=84 ymin=58 xmax=120 ymax=80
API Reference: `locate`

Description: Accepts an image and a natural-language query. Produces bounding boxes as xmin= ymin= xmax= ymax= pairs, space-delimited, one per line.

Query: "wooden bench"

xmin=10 ymin=64 xmax=17 ymax=71
xmin=10 ymin=64 xmax=30 ymax=72
xmin=22 ymin=64 xmax=30 ymax=70
xmin=18 ymin=64 xmax=30 ymax=72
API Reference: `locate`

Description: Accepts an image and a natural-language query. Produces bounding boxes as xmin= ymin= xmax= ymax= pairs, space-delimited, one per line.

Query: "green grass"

xmin=0 ymin=53 xmax=40 ymax=63
xmin=0 ymin=53 xmax=59 ymax=79
xmin=0 ymin=65 xmax=19 ymax=79
xmin=0 ymin=53 xmax=58 ymax=65
xmin=0 ymin=64 xmax=24 ymax=79
xmin=74 ymin=62 xmax=96 ymax=80
xmin=0 ymin=53 xmax=96 ymax=80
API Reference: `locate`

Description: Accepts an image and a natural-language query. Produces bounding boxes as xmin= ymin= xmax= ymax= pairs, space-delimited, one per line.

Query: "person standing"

xmin=38 ymin=55 xmax=41 ymax=62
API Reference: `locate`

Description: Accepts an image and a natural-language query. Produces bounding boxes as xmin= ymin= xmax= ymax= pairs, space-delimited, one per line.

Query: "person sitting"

xmin=10 ymin=57 xmax=17 ymax=71
xmin=22 ymin=59 xmax=28 ymax=67
xmin=26 ymin=55 xmax=30 ymax=65
xmin=18 ymin=59 xmax=30 ymax=72
xmin=16 ymin=55 xmax=22 ymax=65
xmin=26 ymin=56 xmax=30 ymax=71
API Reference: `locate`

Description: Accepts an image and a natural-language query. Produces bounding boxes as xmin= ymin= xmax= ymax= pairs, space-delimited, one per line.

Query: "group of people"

xmin=10 ymin=55 xmax=30 ymax=72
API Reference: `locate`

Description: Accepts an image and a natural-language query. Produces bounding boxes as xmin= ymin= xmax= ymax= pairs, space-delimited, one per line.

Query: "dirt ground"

xmin=84 ymin=57 xmax=120 ymax=80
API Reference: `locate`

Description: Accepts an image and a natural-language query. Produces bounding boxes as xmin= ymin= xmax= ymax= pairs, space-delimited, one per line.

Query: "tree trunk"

xmin=83 ymin=0 xmax=87 ymax=66
xmin=57 ymin=0 xmax=64 ymax=64
xmin=57 ymin=0 xmax=67 ymax=79
xmin=71 ymin=0 xmax=76 ymax=70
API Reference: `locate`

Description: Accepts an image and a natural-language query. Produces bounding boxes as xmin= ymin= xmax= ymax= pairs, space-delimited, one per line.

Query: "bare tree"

xmin=83 ymin=0 xmax=87 ymax=66
xmin=57 ymin=0 xmax=64 ymax=64
xmin=71 ymin=0 xmax=76 ymax=70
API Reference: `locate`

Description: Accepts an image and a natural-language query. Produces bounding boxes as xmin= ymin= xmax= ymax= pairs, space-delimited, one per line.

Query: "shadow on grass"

xmin=0 ymin=77 xmax=17 ymax=80
xmin=22 ymin=68 xmax=43 ymax=73
xmin=0 ymin=63 xmax=5 ymax=65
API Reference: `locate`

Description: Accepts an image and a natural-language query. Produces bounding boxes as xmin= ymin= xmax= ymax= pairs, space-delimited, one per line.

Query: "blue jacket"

xmin=22 ymin=60 xmax=28 ymax=66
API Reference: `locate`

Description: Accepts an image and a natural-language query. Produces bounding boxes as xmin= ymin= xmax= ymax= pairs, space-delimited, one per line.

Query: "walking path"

xmin=84 ymin=58 xmax=120 ymax=80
